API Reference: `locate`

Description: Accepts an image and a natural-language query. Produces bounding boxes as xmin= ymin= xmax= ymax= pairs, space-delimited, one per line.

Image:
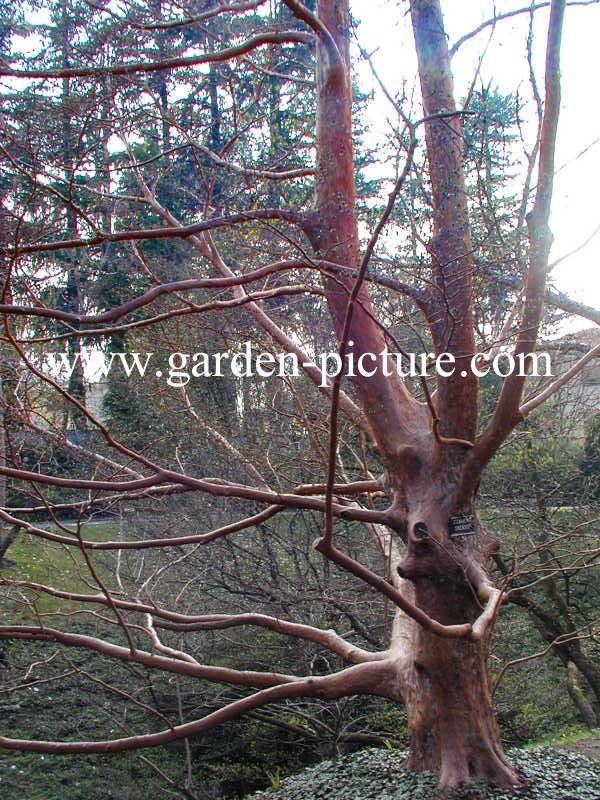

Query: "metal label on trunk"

xmin=448 ymin=515 xmax=475 ymax=538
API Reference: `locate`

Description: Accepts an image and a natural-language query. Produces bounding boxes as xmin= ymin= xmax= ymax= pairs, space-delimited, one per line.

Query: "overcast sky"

xmin=352 ymin=0 xmax=600 ymax=315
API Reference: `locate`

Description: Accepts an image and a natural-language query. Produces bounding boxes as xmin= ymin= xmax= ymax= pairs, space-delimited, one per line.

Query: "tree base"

xmin=408 ymin=742 xmax=521 ymax=791
xmin=401 ymin=613 xmax=521 ymax=790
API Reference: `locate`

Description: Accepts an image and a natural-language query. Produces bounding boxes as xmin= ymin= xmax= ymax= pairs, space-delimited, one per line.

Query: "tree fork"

xmin=304 ymin=0 xmax=521 ymax=788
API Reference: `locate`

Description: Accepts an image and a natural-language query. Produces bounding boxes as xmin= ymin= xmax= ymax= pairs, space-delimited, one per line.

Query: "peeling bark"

xmin=300 ymin=0 xmax=524 ymax=786
xmin=310 ymin=0 xmax=427 ymax=461
xmin=292 ymin=0 xmax=578 ymax=785
xmin=391 ymin=472 xmax=518 ymax=787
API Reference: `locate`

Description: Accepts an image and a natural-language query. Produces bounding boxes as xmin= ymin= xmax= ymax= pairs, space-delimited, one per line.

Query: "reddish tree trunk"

xmin=394 ymin=573 xmax=518 ymax=787
xmin=390 ymin=463 xmax=519 ymax=787
xmin=311 ymin=1 xmax=521 ymax=786
xmin=401 ymin=632 xmax=516 ymax=787
xmin=0 ymin=0 xmax=573 ymax=786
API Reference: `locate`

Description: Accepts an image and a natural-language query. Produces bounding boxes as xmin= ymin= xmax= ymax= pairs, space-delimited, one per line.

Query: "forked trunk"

xmin=310 ymin=0 xmax=531 ymax=789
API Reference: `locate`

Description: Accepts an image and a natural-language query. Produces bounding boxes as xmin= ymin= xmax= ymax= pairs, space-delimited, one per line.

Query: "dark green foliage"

xmin=481 ymin=428 xmax=583 ymax=506
xmin=0 ymin=638 xmax=190 ymax=800
xmin=0 ymin=751 xmax=161 ymax=800
xmin=491 ymin=604 xmax=579 ymax=744
xmin=581 ymin=412 xmax=600 ymax=497
xmin=246 ymin=746 xmax=600 ymax=800
xmin=190 ymin=716 xmax=320 ymax=799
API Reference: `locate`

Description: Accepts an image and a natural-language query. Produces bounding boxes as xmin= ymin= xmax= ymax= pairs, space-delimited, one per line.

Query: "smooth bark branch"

xmin=0 ymin=625 xmax=297 ymax=686
xmin=464 ymin=0 xmax=566 ymax=489
xmin=0 ymin=465 xmax=166 ymax=493
xmin=0 ymin=506 xmax=286 ymax=551
xmin=410 ymin=0 xmax=478 ymax=443
xmin=471 ymin=587 xmax=505 ymax=641
xmin=322 ymin=260 xmax=429 ymax=305
xmin=181 ymin=139 xmax=313 ymax=180
xmin=0 ymin=660 xmax=394 ymax=754
xmin=0 ymin=268 xmax=426 ymax=328
xmin=180 ymin=389 xmax=271 ymax=489
xmin=449 ymin=1 xmax=597 ymax=57
xmin=4 ymin=581 xmax=381 ymax=663
xmin=484 ymin=267 xmax=600 ymax=325
xmin=0 ymin=468 xmax=392 ymax=524
xmin=155 ymin=615 xmax=383 ymax=663
xmin=18 ymin=286 xmax=323 ymax=344
xmin=5 ymin=480 xmax=379 ymax=518
xmin=3 ymin=484 xmax=196 ymax=516
xmin=281 ymin=0 xmax=342 ymax=67
xmin=519 ymin=342 xmax=600 ymax=416
xmin=293 ymin=479 xmax=382 ymax=496
xmin=310 ymin=0 xmax=425 ymax=470
xmin=143 ymin=617 xmax=200 ymax=665
xmin=491 ymin=626 xmax=597 ymax=696
xmin=315 ymin=538 xmax=474 ymax=639
xmin=542 ymin=285 xmax=600 ymax=324
xmin=322 ymin=136 xmax=418 ymax=543
xmin=0 ymin=260 xmax=312 ymax=325
xmin=200 ymin=233 xmax=367 ymax=431
xmin=0 ymin=31 xmax=312 ymax=78
xmin=3 ymin=407 xmax=143 ymax=479
xmin=7 ymin=209 xmax=305 ymax=257
xmin=82 ymin=0 xmax=268 ymax=32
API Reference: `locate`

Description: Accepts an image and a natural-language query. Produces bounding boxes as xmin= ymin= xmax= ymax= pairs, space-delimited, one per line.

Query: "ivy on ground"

xmin=246 ymin=746 xmax=600 ymax=800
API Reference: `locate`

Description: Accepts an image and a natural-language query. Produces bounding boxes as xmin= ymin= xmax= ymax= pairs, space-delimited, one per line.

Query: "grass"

xmin=523 ymin=725 xmax=600 ymax=748
xmin=0 ymin=523 xmax=194 ymax=800
xmin=1 ymin=521 xmax=121 ymax=618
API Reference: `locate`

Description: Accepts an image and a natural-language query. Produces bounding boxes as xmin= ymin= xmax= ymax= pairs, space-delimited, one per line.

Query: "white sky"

xmin=352 ymin=0 xmax=600 ymax=313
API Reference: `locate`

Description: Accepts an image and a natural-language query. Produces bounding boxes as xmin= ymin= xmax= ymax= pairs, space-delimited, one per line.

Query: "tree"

xmin=0 ymin=0 xmax=599 ymax=791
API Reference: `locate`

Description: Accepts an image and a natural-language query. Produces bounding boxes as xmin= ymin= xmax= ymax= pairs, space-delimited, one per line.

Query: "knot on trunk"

xmin=397 ymin=514 xmax=481 ymax=590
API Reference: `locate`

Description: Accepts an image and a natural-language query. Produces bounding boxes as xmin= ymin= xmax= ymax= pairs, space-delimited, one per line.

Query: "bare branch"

xmin=0 ymin=625 xmax=297 ymax=687
xmin=315 ymin=538 xmax=473 ymax=639
xmin=1 ymin=581 xmax=382 ymax=663
xmin=0 ymin=659 xmax=394 ymax=754
xmin=7 ymin=210 xmax=305 ymax=257
xmin=0 ymin=466 xmax=393 ymax=528
xmin=520 ymin=342 xmax=600 ymax=416
xmin=464 ymin=0 xmax=567 ymax=486
xmin=449 ymin=1 xmax=599 ymax=57
xmin=0 ymin=31 xmax=312 ymax=79
xmin=492 ymin=623 xmax=598 ymax=696
xmin=0 ymin=506 xmax=285 ymax=550
xmin=323 ymin=133 xmax=418 ymax=544
xmin=82 ymin=0 xmax=269 ymax=33
xmin=280 ymin=0 xmax=342 ymax=69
